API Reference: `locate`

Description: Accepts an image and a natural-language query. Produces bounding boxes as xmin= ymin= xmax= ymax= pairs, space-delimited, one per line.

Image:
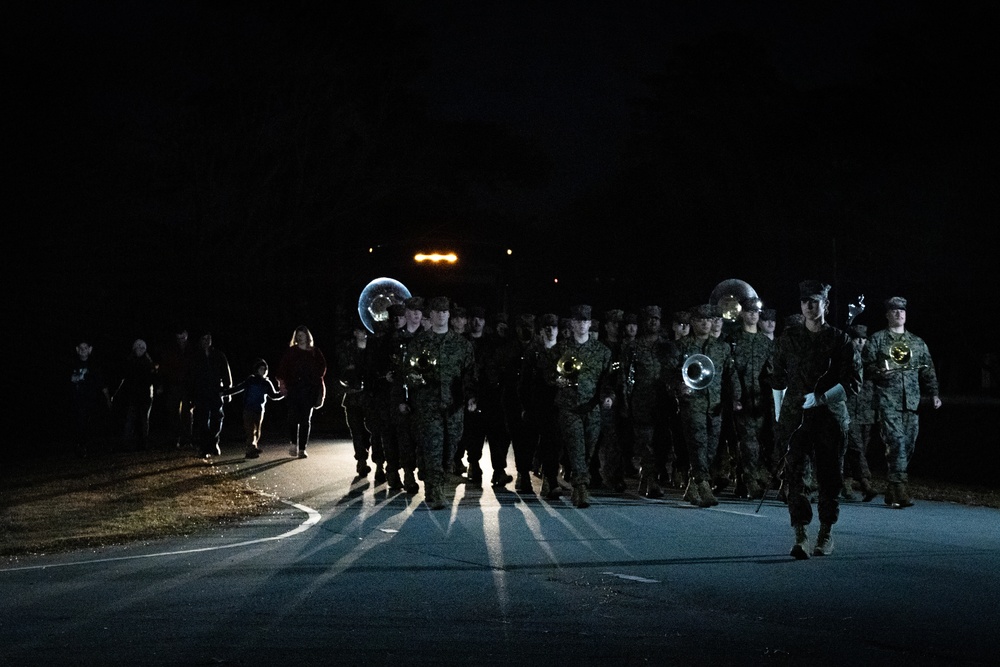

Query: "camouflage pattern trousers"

xmin=733 ymin=411 xmax=766 ymax=476
xmin=785 ymin=409 xmax=847 ymax=528
xmin=412 ymin=406 xmax=464 ymax=485
xmin=680 ymin=408 xmax=722 ymax=483
xmin=879 ymin=409 xmax=919 ymax=483
xmin=844 ymin=420 xmax=873 ymax=481
xmin=558 ymin=404 xmax=601 ymax=486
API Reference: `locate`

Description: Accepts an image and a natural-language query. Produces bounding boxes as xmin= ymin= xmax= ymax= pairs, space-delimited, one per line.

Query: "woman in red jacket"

xmin=276 ymin=325 xmax=327 ymax=458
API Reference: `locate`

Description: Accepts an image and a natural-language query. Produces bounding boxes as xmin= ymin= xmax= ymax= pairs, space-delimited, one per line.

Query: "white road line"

xmin=0 ymin=500 xmax=320 ymax=573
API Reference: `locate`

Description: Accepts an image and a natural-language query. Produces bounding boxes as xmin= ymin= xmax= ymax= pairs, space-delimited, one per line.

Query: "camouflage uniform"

xmin=862 ymin=329 xmax=939 ymax=485
xmin=407 ymin=325 xmax=476 ymax=501
xmin=628 ymin=306 xmax=675 ymax=496
xmin=842 ymin=325 xmax=876 ymax=500
xmin=335 ymin=335 xmax=373 ymax=472
xmin=518 ymin=322 xmax=562 ymax=495
xmin=460 ymin=318 xmax=512 ymax=486
xmin=553 ymin=315 xmax=613 ymax=499
xmin=669 ymin=334 xmax=740 ymax=488
xmin=770 ymin=313 xmax=861 ymax=531
xmin=387 ymin=321 xmax=421 ymax=489
xmin=729 ymin=327 xmax=774 ymax=494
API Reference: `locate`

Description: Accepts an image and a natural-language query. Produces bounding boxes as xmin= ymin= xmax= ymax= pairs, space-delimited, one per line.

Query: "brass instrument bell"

xmin=408 ymin=348 xmax=438 ymax=385
xmin=556 ymin=351 xmax=583 ymax=386
xmin=709 ymin=279 xmax=759 ymax=322
xmin=682 ymin=353 xmax=715 ymax=390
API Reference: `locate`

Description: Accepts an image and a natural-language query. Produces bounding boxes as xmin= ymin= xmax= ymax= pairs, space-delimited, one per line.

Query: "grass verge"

xmin=1 ymin=449 xmax=278 ymax=557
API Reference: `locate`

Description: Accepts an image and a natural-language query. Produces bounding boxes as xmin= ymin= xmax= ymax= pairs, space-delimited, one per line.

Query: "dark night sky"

xmin=14 ymin=0 xmax=999 ymax=420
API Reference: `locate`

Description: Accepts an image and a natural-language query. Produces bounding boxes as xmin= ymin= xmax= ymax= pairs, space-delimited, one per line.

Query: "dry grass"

xmin=0 ymin=450 xmax=278 ymax=557
xmin=2 ymin=448 xmax=997 ymax=559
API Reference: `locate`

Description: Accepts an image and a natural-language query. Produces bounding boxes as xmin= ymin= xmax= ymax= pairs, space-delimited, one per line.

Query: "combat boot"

xmin=515 ymin=472 xmax=533 ymax=493
xmin=790 ymin=525 xmax=810 ymax=560
xmin=641 ymin=470 xmax=663 ymax=499
xmin=813 ymin=523 xmax=834 ymax=556
xmin=386 ymin=468 xmax=403 ymax=491
xmin=883 ymin=483 xmax=897 ymax=507
xmin=573 ymin=484 xmax=591 ymax=509
xmin=356 ymin=460 xmax=371 ymax=477
xmin=683 ymin=479 xmax=703 ymax=506
xmin=745 ymin=475 xmax=763 ymax=500
xmin=466 ymin=462 xmax=484 ymax=489
xmin=542 ymin=477 xmax=562 ymax=500
xmin=892 ymin=482 xmax=914 ymax=508
xmin=841 ymin=477 xmax=860 ymax=502
xmin=859 ymin=477 xmax=878 ymax=502
xmin=427 ymin=483 xmax=447 ymax=510
xmin=697 ymin=480 xmax=719 ymax=507
xmin=403 ymin=470 xmax=419 ymax=494
xmin=491 ymin=469 xmax=514 ymax=487
xmin=374 ymin=464 xmax=386 ymax=486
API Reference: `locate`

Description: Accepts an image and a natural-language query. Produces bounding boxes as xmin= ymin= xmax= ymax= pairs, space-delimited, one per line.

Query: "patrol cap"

xmin=469 ymin=306 xmax=486 ymax=319
xmin=799 ymin=280 xmax=831 ymax=300
xmin=761 ymin=308 xmax=777 ymax=321
xmin=604 ymin=309 xmax=624 ymax=323
xmin=641 ymin=305 xmax=662 ymax=319
xmin=540 ymin=313 xmax=559 ymax=327
xmin=672 ymin=310 xmax=691 ymax=325
xmin=387 ymin=304 xmax=405 ymax=318
xmin=451 ymin=306 xmax=468 ymax=319
xmin=884 ymin=296 xmax=907 ymax=311
xmin=517 ymin=313 xmax=536 ymax=326
xmin=570 ymin=304 xmax=592 ymax=321
xmin=428 ymin=296 xmax=450 ymax=312
xmin=492 ymin=312 xmax=509 ymax=325
xmin=741 ymin=297 xmax=763 ymax=312
xmin=623 ymin=312 xmax=638 ymax=325
xmin=711 ymin=304 xmax=725 ymax=318
xmin=404 ymin=296 xmax=425 ymax=312
xmin=848 ymin=325 xmax=868 ymax=339
xmin=691 ymin=304 xmax=715 ymax=319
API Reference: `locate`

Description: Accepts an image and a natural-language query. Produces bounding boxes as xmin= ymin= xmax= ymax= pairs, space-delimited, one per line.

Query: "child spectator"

xmin=224 ymin=359 xmax=283 ymax=458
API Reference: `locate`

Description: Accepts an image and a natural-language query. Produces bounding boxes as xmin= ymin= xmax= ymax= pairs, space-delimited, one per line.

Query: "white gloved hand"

xmin=822 ymin=383 xmax=847 ymax=404
xmin=772 ymin=388 xmax=786 ymax=422
xmin=802 ymin=392 xmax=818 ymax=409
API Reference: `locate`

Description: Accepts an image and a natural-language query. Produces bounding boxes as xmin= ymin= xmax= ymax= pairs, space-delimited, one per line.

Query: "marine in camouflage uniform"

xmin=387 ymin=297 xmax=425 ymax=493
xmin=842 ymin=325 xmax=878 ymax=502
xmin=861 ymin=296 xmax=941 ymax=508
xmin=335 ymin=323 xmax=375 ymax=478
xmin=405 ymin=296 xmax=477 ymax=510
xmin=628 ymin=305 xmax=675 ymax=498
xmin=518 ymin=313 xmax=562 ymax=498
xmin=552 ymin=304 xmax=614 ymax=508
xmin=728 ymin=297 xmax=774 ymax=498
xmin=459 ymin=306 xmax=514 ymax=489
xmin=667 ymin=304 xmax=741 ymax=508
xmin=770 ymin=281 xmax=862 ymax=559
xmin=596 ymin=309 xmax=627 ymax=492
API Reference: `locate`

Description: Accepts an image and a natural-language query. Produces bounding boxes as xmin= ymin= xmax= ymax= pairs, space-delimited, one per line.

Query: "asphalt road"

xmin=2 ymin=438 xmax=998 ymax=666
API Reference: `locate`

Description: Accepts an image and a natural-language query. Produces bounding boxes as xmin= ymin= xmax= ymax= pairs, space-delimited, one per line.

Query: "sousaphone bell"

xmin=682 ymin=354 xmax=715 ymax=390
xmin=357 ymin=277 xmax=411 ymax=334
xmin=710 ymin=279 xmax=759 ymax=322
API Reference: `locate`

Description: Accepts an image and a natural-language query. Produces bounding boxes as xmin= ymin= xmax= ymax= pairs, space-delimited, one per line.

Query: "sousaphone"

xmin=709 ymin=279 xmax=759 ymax=322
xmin=357 ymin=277 xmax=412 ymax=334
